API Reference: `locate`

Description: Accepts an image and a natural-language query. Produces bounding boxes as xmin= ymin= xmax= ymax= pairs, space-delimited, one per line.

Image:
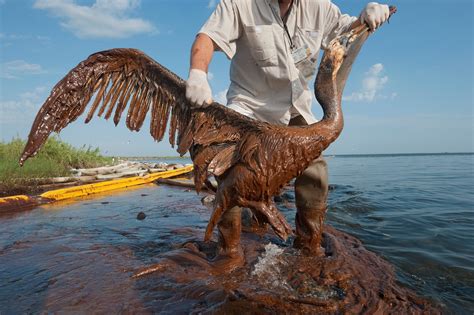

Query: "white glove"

xmin=360 ymin=2 xmax=390 ymax=31
xmin=185 ymin=69 xmax=213 ymax=107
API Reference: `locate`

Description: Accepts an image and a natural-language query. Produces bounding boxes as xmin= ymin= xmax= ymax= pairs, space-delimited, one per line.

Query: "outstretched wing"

xmin=20 ymin=48 xmax=190 ymax=164
xmin=19 ymin=49 xmax=262 ymax=181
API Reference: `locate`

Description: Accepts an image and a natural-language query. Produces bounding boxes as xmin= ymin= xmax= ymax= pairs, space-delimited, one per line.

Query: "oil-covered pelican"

xmin=20 ymin=7 xmax=396 ymax=271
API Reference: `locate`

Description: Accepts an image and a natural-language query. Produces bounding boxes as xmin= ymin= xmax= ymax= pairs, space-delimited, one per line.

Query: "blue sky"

xmin=0 ymin=0 xmax=472 ymax=156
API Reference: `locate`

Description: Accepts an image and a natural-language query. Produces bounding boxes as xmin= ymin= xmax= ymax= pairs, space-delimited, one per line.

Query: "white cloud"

xmin=34 ymin=0 xmax=156 ymax=39
xmin=92 ymin=0 xmax=140 ymax=12
xmin=207 ymin=0 xmax=217 ymax=9
xmin=343 ymin=63 xmax=392 ymax=103
xmin=0 ymin=60 xmax=46 ymax=79
xmin=0 ymin=87 xmax=48 ymax=124
xmin=207 ymin=71 xmax=214 ymax=80
xmin=214 ymin=89 xmax=228 ymax=104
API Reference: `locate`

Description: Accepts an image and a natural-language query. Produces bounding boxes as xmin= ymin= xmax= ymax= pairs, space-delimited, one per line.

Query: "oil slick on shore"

xmin=0 ymin=182 xmax=442 ymax=313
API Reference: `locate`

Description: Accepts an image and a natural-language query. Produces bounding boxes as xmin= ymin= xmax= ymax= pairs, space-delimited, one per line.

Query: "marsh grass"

xmin=0 ymin=137 xmax=113 ymax=196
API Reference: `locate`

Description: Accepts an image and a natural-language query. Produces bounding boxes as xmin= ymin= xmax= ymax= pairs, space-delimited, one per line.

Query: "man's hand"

xmin=360 ymin=2 xmax=390 ymax=31
xmin=186 ymin=69 xmax=213 ymax=107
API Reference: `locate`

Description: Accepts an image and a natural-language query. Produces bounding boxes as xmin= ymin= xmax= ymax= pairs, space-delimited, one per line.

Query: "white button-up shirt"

xmin=200 ymin=0 xmax=356 ymax=125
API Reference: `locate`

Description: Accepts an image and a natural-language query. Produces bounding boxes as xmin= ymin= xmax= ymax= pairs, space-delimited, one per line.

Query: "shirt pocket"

xmin=295 ymin=28 xmax=323 ymax=79
xmin=300 ymin=28 xmax=322 ymax=60
xmin=244 ymin=25 xmax=277 ymax=67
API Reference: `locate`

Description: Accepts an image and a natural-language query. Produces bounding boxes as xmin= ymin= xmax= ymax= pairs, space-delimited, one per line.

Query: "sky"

xmin=0 ymin=0 xmax=473 ymax=156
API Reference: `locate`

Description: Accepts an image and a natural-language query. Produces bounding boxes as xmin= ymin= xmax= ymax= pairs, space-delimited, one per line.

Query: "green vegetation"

xmin=0 ymin=136 xmax=113 ymax=196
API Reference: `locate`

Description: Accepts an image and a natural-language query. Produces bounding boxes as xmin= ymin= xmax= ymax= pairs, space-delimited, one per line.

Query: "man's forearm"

xmin=186 ymin=34 xmax=216 ymax=106
xmin=190 ymin=33 xmax=216 ymax=72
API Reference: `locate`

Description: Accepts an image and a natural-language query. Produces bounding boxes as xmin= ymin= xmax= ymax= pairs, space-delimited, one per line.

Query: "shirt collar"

xmin=266 ymin=0 xmax=298 ymax=19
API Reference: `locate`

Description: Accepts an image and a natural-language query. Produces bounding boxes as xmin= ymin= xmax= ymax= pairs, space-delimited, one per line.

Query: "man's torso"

xmin=200 ymin=0 xmax=354 ymax=125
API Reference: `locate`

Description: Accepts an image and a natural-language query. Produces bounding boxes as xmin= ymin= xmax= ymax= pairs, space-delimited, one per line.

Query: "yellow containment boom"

xmin=0 ymin=165 xmax=193 ymax=212
xmin=40 ymin=165 xmax=193 ymax=200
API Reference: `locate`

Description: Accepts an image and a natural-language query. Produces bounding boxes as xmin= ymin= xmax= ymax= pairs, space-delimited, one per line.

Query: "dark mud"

xmin=0 ymin=183 xmax=43 ymax=198
xmin=0 ymin=180 xmax=94 ymax=198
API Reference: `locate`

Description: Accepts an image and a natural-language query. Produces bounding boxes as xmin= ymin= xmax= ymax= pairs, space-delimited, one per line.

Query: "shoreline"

xmin=0 ymin=160 xmax=192 ymax=198
xmin=5 ymin=151 xmax=472 ymax=197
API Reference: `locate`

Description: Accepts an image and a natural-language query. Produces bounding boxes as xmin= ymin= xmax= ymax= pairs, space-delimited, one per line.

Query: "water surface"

xmin=0 ymin=153 xmax=472 ymax=313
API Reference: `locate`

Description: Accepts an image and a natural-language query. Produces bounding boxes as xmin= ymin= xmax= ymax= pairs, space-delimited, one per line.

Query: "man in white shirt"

xmin=186 ymin=0 xmax=390 ymax=258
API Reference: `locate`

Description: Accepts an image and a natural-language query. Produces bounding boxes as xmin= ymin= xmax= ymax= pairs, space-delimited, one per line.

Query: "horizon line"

xmin=113 ymin=152 xmax=474 ymax=159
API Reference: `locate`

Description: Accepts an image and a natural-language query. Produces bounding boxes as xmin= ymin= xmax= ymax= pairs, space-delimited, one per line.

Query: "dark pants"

xmin=289 ymin=115 xmax=329 ymax=254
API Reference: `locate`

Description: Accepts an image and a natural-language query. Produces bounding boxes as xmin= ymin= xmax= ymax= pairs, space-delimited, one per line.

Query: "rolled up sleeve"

xmin=199 ymin=0 xmax=241 ymax=59
xmin=321 ymin=1 xmax=357 ymax=50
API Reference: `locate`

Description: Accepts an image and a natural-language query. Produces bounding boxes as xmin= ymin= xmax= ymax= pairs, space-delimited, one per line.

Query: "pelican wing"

xmin=20 ymin=48 xmax=262 ymax=181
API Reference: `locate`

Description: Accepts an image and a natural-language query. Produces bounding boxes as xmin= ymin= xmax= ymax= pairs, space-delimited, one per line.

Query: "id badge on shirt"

xmin=291 ymin=43 xmax=315 ymax=78
xmin=291 ymin=43 xmax=310 ymax=64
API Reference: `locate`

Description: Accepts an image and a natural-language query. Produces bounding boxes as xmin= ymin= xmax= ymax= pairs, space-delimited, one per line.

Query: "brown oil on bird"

xmin=20 ymin=8 xmax=396 ymax=271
